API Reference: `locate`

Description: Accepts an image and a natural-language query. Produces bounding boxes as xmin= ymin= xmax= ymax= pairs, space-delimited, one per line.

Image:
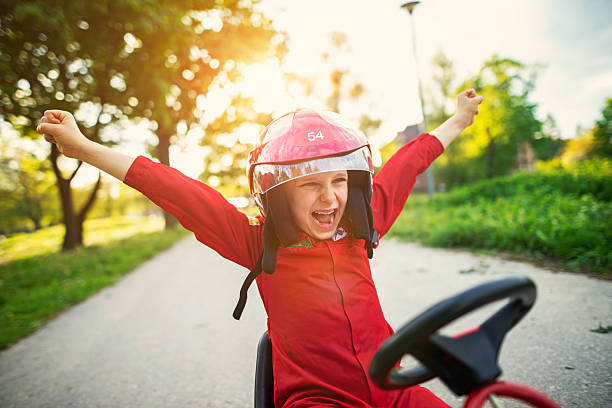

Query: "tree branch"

xmin=68 ymin=160 xmax=83 ymax=182
xmin=49 ymin=144 xmax=67 ymax=183
xmin=78 ymin=170 xmax=102 ymax=220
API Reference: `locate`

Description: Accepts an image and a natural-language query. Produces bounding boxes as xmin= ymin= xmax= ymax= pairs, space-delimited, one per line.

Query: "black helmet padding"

xmin=262 ymin=185 xmax=299 ymax=274
xmin=344 ymin=170 xmax=377 ymax=258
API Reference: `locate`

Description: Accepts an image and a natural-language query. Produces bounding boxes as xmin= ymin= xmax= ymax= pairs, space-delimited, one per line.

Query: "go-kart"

xmin=254 ymin=276 xmax=562 ymax=408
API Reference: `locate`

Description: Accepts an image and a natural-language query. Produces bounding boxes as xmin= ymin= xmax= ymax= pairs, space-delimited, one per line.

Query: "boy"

xmin=37 ymin=89 xmax=483 ymax=407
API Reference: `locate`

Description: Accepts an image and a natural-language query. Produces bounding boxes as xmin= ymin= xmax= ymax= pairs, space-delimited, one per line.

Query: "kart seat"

xmin=255 ymin=331 xmax=274 ymax=408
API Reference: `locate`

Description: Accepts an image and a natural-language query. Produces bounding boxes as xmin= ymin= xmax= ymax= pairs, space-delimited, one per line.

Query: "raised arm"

xmin=37 ymin=110 xmax=263 ymax=269
xmin=371 ymin=89 xmax=483 ymax=238
xmin=37 ymin=110 xmax=134 ymax=181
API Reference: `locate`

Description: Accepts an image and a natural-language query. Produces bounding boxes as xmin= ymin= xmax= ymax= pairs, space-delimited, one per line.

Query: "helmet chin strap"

xmin=233 ymin=186 xmax=298 ymax=320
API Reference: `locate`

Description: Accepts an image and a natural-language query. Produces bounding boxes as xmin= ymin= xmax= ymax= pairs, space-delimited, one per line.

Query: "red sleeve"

xmin=123 ymin=156 xmax=263 ymax=270
xmin=371 ymin=133 xmax=444 ymax=239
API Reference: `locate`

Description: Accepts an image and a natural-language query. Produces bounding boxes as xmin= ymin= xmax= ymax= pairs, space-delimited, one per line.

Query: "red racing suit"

xmin=124 ymin=133 xmax=449 ymax=408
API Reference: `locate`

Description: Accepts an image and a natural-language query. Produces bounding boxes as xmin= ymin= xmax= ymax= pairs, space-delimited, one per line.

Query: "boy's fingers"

xmin=44 ymin=110 xmax=66 ymax=122
xmin=37 ymin=122 xmax=59 ymax=134
xmin=39 ymin=115 xmax=59 ymax=126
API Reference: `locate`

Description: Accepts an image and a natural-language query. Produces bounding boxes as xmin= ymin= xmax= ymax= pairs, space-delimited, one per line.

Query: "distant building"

xmin=396 ymin=123 xmax=423 ymax=145
xmin=514 ymin=141 xmax=536 ymax=171
xmin=396 ymin=123 xmax=429 ymax=192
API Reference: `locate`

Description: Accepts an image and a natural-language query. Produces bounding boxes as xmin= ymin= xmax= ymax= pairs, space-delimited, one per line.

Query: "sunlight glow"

xmin=239 ymin=59 xmax=293 ymax=114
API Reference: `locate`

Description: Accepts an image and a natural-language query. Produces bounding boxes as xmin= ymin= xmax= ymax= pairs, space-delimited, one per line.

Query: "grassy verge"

xmin=0 ymin=218 xmax=189 ymax=350
xmin=388 ymin=169 xmax=612 ymax=276
xmin=1 ymin=216 xmax=167 ymax=264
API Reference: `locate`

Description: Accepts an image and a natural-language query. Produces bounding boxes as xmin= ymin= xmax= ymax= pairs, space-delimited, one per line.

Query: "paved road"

xmin=0 ymin=236 xmax=610 ymax=407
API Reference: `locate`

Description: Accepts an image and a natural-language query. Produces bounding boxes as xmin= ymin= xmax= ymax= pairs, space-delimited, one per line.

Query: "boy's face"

xmin=283 ymin=170 xmax=348 ymax=241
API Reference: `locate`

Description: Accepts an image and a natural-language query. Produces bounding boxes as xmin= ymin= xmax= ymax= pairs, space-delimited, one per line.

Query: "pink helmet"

xmin=248 ymin=108 xmax=374 ymax=209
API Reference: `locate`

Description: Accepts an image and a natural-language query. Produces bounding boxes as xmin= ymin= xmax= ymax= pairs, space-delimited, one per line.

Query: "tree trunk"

xmin=50 ymin=145 xmax=102 ymax=251
xmin=63 ymin=207 xmax=82 ymax=251
xmin=156 ymin=128 xmax=179 ymax=230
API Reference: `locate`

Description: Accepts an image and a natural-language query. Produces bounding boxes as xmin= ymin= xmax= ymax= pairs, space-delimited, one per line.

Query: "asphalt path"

xmin=0 ymin=236 xmax=610 ymax=407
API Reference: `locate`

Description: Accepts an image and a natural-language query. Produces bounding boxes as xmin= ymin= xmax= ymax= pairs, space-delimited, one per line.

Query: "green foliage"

xmin=590 ymin=325 xmax=612 ymax=334
xmin=0 ymin=0 xmax=282 ymax=134
xmin=431 ymin=161 xmax=612 ymax=204
xmin=531 ymin=115 xmax=566 ymax=161
xmin=389 ymin=162 xmax=612 ymax=274
xmin=1 ymin=0 xmax=283 ymax=245
xmin=591 ymin=97 xmax=612 ymax=158
xmin=0 ymin=218 xmax=189 ymax=350
xmin=0 ymin=149 xmax=59 ymax=233
xmin=429 ymin=55 xmax=566 ymax=188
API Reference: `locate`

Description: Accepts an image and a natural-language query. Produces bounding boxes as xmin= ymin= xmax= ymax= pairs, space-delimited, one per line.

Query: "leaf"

xmin=535 ymin=229 xmax=549 ymax=243
xmin=589 ymin=325 xmax=612 ymax=334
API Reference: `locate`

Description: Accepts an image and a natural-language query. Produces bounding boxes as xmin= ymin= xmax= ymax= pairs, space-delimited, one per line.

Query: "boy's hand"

xmin=36 ymin=110 xmax=89 ymax=159
xmin=430 ymin=89 xmax=484 ymax=148
xmin=454 ymin=89 xmax=483 ymax=128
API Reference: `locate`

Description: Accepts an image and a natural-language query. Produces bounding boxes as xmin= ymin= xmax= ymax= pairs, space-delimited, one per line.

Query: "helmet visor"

xmin=252 ymin=146 xmax=373 ymax=194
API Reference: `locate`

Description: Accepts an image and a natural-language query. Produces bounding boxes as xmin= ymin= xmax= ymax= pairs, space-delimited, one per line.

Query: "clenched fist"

xmin=36 ymin=110 xmax=89 ymax=159
xmin=454 ymin=89 xmax=484 ymax=128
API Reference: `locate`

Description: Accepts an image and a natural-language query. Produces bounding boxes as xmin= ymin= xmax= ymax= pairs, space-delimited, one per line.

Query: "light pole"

xmin=401 ymin=1 xmax=435 ymax=197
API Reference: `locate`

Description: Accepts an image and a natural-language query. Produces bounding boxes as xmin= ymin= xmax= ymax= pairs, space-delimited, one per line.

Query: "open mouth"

xmin=312 ymin=209 xmax=337 ymax=228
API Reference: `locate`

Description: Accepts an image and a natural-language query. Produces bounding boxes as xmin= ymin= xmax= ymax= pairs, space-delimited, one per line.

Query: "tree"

xmin=591 ymin=97 xmax=612 ymax=158
xmin=436 ymin=56 xmax=543 ymax=186
xmin=424 ymin=50 xmax=456 ymax=129
xmin=423 ymin=50 xmax=460 ymax=188
xmin=532 ymin=114 xmax=565 ymax=161
xmin=0 ymin=0 xmax=282 ymax=248
xmin=199 ymin=94 xmax=273 ymax=198
xmin=109 ymin=1 xmax=284 ymax=227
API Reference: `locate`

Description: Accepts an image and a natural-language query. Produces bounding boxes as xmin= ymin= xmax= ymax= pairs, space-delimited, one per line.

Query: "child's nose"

xmin=320 ymin=186 xmax=335 ymax=203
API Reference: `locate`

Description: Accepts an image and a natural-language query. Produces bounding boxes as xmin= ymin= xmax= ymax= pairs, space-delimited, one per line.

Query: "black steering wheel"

xmin=369 ymin=276 xmax=536 ymax=396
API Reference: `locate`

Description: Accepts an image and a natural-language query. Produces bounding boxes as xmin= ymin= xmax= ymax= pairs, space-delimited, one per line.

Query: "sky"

xmin=256 ymin=0 xmax=612 ymax=142
xmin=3 ymin=0 xmax=611 ymax=187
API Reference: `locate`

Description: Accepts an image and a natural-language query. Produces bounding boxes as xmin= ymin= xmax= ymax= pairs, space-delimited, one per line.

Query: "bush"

xmin=389 ymin=162 xmax=612 ymax=274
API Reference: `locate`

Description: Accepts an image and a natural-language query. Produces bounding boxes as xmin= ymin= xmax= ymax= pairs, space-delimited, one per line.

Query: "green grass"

xmin=0 ymin=217 xmax=189 ymax=350
xmin=0 ymin=216 xmax=167 ymax=264
xmin=389 ymin=167 xmax=612 ymax=275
